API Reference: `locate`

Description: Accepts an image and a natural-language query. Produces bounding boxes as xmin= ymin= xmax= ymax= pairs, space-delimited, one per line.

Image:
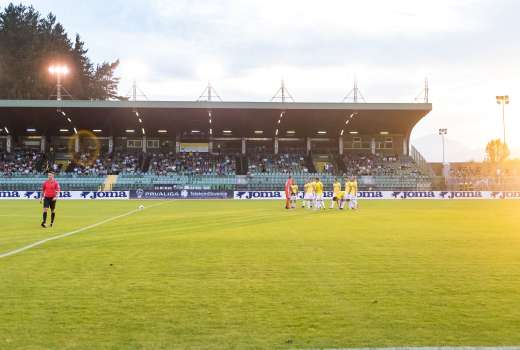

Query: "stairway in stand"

xmin=101 ymin=175 xmax=118 ymax=191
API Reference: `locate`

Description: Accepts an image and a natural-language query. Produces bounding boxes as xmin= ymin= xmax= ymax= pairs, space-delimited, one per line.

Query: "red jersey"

xmin=284 ymin=178 xmax=293 ymax=196
xmin=42 ymin=179 xmax=61 ymax=198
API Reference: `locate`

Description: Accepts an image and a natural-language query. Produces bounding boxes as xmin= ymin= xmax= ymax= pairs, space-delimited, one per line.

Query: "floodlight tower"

xmin=271 ymin=79 xmax=294 ymax=103
xmin=128 ymin=79 xmax=148 ymax=101
xmin=496 ymin=95 xmax=509 ymax=145
xmin=439 ymin=128 xmax=448 ymax=164
xmin=48 ymin=65 xmax=70 ymax=101
xmin=343 ymin=78 xmax=366 ymax=103
xmin=414 ymin=78 xmax=429 ymax=103
xmin=197 ymin=82 xmax=223 ymax=102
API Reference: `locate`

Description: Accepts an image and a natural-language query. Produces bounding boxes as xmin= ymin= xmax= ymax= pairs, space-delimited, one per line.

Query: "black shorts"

xmin=43 ymin=197 xmax=56 ymax=210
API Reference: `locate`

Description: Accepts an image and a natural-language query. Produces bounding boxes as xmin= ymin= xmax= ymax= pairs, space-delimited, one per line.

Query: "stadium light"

xmin=496 ymin=95 xmax=510 ymax=145
xmin=380 ymin=131 xmax=389 ymax=135
xmin=141 ymin=128 xmax=145 ymax=135
xmin=138 ymin=118 xmax=142 ymax=123
xmin=340 ymin=129 xmax=344 ymax=136
xmin=254 ymin=130 xmax=264 ymax=134
xmin=191 ymin=130 xmax=201 ymax=133
xmin=317 ymin=130 xmax=327 ymax=134
xmin=73 ymin=127 xmax=78 ymax=134
xmin=126 ymin=129 xmax=135 ymax=133
xmin=158 ymin=129 xmax=167 ymax=133
xmin=275 ymin=129 xmax=279 ymax=136
xmin=286 ymin=130 xmax=296 ymax=134
xmin=26 ymin=128 xmax=36 ymax=132
xmin=349 ymin=131 xmax=358 ymax=134
xmin=3 ymin=126 xmax=9 ymax=134
xmin=59 ymin=129 xmax=69 ymax=132
xmin=439 ymin=128 xmax=448 ymax=164
xmin=48 ymin=65 xmax=69 ymax=101
xmin=67 ymin=118 xmax=72 ymax=123
xmin=223 ymin=130 xmax=232 ymax=134
xmin=93 ymin=129 xmax=102 ymax=133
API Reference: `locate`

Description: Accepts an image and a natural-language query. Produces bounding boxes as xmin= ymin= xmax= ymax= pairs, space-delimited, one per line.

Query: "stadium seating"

xmin=0 ymin=150 xmax=435 ymax=191
xmin=247 ymin=152 xmax=309 ymax=174
xmin=148 ymin=152 xmax=236 ymax=176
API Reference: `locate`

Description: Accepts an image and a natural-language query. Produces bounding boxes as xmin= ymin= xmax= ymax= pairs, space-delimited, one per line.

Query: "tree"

xmin=0 ymin=3 xmax=122 ymax=100
xmin=485 ymin=139 xmax=510 ymax=163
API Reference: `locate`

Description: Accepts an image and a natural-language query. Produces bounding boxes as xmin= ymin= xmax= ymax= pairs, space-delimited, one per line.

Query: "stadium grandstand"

xmin=0 ymin=99 xmax=439 ymax=191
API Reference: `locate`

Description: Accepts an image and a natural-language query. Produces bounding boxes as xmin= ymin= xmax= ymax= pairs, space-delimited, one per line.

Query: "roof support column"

xmin=74 ymin=136 xmax=79 ymax=153
xmin=371 ymin=137 xmax=376 ymax=155
xmin=403 ymin=136 xmax=408 ymax=156
xmin=41 ymin=136 xmax=46 ymax=153
xmin=208 ymin=137 xmax=213 ymax=153
xmin=6 ymin=135 xmax=12 ymax=153
xmin=274 ymin=137 xmax=279 ymax=155
xmin=108 ymin=137 xmax=114 ymax=154
xmin=241 ymin=137 xmax=246 ymax=155
xmin=306 ymin=137 xmax=311 ymax=155
xmin=338 ymin=137 xmax=343 ymax=155
xmin=142 ymin=136 xmax=147 ymax=153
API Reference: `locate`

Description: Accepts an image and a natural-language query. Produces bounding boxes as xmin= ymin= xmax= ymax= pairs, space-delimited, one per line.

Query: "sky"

xmin=2 ymin=0 xmax=520 ymax=161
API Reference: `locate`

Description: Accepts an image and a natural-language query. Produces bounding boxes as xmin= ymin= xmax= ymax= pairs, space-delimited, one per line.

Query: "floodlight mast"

xmin=343 ymin=78 xmax=366 ymax=103
xmin=414 ymin=78 xmax=429 ymax=103
xmin=128 ymin=79 xmax=148 ymax=101
xmin=438 ymin=128 xmax=448 ymax=164
xmin=197 ymin=82 xmax=222 ymax=102
xmin=48 ymin=65 xmax=71 ymax=101
xmin=271 ymin=79 xmax=294 ymax=103
xmin=496 ymin=95 xmax=509 ymax=145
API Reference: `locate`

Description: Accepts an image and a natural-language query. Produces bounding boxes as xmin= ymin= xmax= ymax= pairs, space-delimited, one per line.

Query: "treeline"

xmin=0 ymin=3 xmax=123 ymax=100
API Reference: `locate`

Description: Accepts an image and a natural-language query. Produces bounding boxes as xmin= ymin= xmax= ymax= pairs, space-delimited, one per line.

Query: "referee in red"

xmin=41 ymin=171 xmax=60 ymax=228
xmin=284 ymin=175 xmax=293 ymax=209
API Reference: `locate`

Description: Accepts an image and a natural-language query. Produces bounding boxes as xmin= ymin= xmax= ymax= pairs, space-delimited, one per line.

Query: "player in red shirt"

xmin=41 ymin=171 xmax=61 ymax=228
xmin=284 ymin=175 xmax=293 ymax=209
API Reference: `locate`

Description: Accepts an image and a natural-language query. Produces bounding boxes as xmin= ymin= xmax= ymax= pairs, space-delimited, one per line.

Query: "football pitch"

xmin=0 ymin=200 xmax=519 ymax=350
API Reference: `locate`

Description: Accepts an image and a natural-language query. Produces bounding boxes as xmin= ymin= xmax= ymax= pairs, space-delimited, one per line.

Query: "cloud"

xmin=3 ymin=0 xmax=520 ymax=159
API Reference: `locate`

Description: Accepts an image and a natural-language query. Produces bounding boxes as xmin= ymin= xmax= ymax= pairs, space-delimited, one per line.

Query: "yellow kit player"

xmin=314 ymin=177 xmax=324 ymax=209
xmin=303 ymin=180 xmax=313 ymax=209
xmin=347 ymin=176 xmax=358 ymax=210
xmin=309 ymin=178 xmax=317 ymax=208
xmin=330 ymin=178 xmax=341 ymax=209
xmin=332 ymin=190 xmax=347 ymax=210
xmin=290 ymin=183 xmax=299 ymax=209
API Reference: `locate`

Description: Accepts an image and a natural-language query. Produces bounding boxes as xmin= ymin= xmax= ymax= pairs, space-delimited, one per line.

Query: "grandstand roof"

xmin=0 ymin=100 xmax=432 ymax=137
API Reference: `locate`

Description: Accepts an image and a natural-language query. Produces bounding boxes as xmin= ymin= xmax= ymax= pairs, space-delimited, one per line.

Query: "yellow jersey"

xmin=304 ymin=183 xmax=313 ymax=194
xmin=310 ymin=181 xmax=316 ymax=194
xmin=290 ymin=184 xmax=298 ymax=195
xmin=347 ymin=181 xmax=358 ymax=195
xmin=333 ymin=181 xmax=341 ymax=194
xmin=315 ymin=181 xmax=324 ymax=195
xmin=335 ymin=191 xmax=346 ymax=200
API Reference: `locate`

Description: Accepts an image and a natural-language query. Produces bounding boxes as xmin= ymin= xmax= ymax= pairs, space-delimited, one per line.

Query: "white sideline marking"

xmin=294 ymin=347 xmax=520 ymax=350
xmin=0 ymin=203 xmax=165 ymax=259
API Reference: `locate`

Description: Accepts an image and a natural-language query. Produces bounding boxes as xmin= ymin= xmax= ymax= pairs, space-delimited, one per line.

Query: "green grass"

xmin=0 ymin=200 xmax=519 ymax=350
